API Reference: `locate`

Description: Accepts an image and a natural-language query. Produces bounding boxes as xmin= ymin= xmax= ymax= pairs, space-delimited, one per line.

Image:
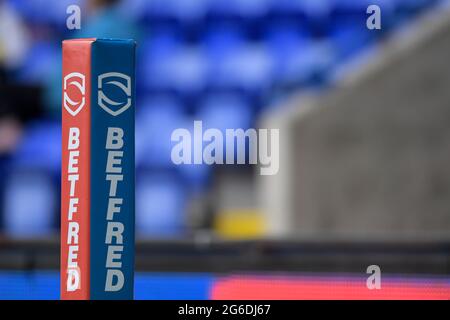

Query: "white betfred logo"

xmin=104 ymin=127 xmax=126 ymax=292
xmin=63 ymin=72 xmax=86 ymax=116
xmin=98 ymin=72 xmax=132 ymax=116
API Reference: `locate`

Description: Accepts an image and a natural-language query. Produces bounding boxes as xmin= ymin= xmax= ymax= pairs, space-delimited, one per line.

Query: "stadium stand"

xmin=0 ymin=0 xmax=445 ymax=238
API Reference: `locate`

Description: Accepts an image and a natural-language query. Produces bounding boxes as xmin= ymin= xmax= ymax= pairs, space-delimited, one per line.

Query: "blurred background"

xmin=0 ymin=0 xmax=449 ymax=299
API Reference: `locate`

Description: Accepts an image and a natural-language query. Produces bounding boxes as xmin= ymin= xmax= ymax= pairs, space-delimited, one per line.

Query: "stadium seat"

xmin=171 ymin=115 xmax=216 ymax=191
xmin=136 ymin=171 xmax=187 ymax=237
xmin=208 ymin=0 xmax=270 ymax=19
xmin=11 ymin=121 xmax=61 ymax=174
xmin=208 ymin=44 xmax=274 ymax=94
xmin=163 ymin=47 xmax=208 ymax=96
xmin=195 ymin=93 xmax=254 ymax=164
xmin=330 ymin=14 xmax=384 ymax=63
xmin=177 ymin=162 xmax=212 ymax=193
xmin=139 ymin=30 xmax=182 ymax=91
xmin=274 ymin=40 xmax=335 ymax=88
xmin=265 ymin=22 xmax=311 ymax=79
xmin=264 ymin=20 xmax=311 ymax=51
xmin=197 ymin=94 xmax=253 ymax=131
xmin=136 ymin=96 xmax=189 ymax=169
xmin=269 ymin=0 xmax=305 ymax=16
xmin=141 ymin=40 xmax=208 ymax=97
xmin=3 ymin=170 xmax=57 ymax=237
xmin=140 ymin=0 xmax=209 ymax=23
xmin=15 ymin=41 xmax=59 ymax=85
xmin=202 ymin=23 xmax=246 ymax=59
xmin=396 ymin=0 xmax=435 ymax=13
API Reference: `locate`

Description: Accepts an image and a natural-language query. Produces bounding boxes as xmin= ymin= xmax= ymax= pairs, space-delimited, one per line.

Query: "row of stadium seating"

xmin=8 ymin=0 xmax=434 ymax=28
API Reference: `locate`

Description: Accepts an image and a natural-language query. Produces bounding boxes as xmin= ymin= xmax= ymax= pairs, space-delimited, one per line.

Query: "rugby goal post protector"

xmin=61 ymin=38 xmax=135 ymax=300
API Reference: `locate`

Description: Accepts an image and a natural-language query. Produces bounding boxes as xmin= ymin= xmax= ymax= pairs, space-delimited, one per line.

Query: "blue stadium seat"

xmin=15 ymin=41 xmax=59 ymax=85
xmin=329 ymin=21 xmax=375 ymax=62
xmin=197 ymin=94 xmax=253 ymax=131
xmin=269 ymin=0 xmax=305 ymax=16
xmin=136 ymin=97 xmax=213 ymax=190
xmin=136 ymin=96 xmax=189 ymax=169
xmin=392 ymin=0 xmax=437 ymax=26
xmin=265 ymin=21 xmax=311 ymax=49
xmin=195 ymin=94 xmax=254 ymax=164
xmin=117 ymin=0 xmax=149 ymax=22
xmin=395 ymin=0 xmax=434 ymax=13
xmin=301 ymin=0 xmax=333 ymax=17
xmin=137 ymin=0 xmax=208 ymax=23
xmin=177 ymin=162 xmax=211 ymax=192
xmin=265 ymin=22 xmax=311 ymax=76
xmin=331 ymin=0 xmax=370 ymax=13
xmin=208 ymin=0 xmax=271 ymax=19
xmin=141 ymin=41 xmax=207 ymax=97
xmin=3 ymin=171 xmax=57 ymax=237
xmin=136 ymin=172 xmax=186 ymax=237
xmin=140 ymin=29 xmax=184 ymax=60
xmin=170 ymin=0 xmax=209 ymax=22
xmin=202 ymin=23 xmax=246 ymax=59
xmin=11 ymin=121 xmax=61 ymax=174
xmin=166 ymin=48 xmax=208 ymax=96
xmin=274 ymin=40 xmax=335 ymax=87
xmin=208 ymin=44 xmax=274 ymax=93
xmin=139 ymin=30 xmax=183 ymax=92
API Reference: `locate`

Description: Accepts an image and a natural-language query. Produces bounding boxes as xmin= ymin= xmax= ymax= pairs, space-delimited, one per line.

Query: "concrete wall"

xmin=261 ymin=9 xmax=450 ymax=239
